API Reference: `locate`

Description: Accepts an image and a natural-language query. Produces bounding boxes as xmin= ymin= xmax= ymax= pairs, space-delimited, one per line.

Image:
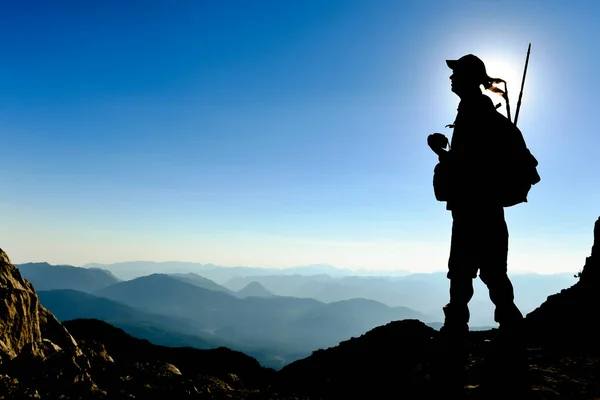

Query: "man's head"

xmin=446 ymin=54 xmax=492 ymax=97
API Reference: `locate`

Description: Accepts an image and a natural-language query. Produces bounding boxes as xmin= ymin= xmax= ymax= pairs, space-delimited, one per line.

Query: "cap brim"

xmin=446 ymin=59 xmax=458 ymax=69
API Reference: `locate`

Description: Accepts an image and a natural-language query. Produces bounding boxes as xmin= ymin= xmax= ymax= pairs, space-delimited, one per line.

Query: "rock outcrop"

xmin=525 ymin=216 xmax=600 ymax=350
xmin=0 ymin=250 xmax=78 ymax=361
xmin=277 ymin=319 xmax=438 ymax=399
xmin=0 ymin=249 xmax=96 ymax=399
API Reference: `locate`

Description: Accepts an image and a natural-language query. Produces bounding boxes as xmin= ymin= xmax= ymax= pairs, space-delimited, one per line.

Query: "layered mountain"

xmin=92 ymin=273 xmax=429 ymax=367
xmin=37 ymin=289 xmax=220 ymax=349
xmin=94 ymin=273 xmax=243 ymax=326
xmin=237 ymin=281 xmax=274 ymax=298
xmin=83 ymin=261 xmax=407 ymax=282
xmin=224 ymin=273 xmax=333 ymax=293
xmin=16 ymin=262 xmax=119 ymax=292
xmin=224 ymin=272 xmax=575 ymax=326
xmin=168 ymin=272 xmax=236 ymax=295
xmin=0 ymin=248 xmax=292 ymax=399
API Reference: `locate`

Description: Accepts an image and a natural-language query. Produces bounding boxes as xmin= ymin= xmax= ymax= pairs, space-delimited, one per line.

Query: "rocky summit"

xmin=0 ymin=216 xmax=599 ymax=399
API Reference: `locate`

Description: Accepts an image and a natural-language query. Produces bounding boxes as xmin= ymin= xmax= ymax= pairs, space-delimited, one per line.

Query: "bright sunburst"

xmin=478 ymin=54 xmax=529 ymax=122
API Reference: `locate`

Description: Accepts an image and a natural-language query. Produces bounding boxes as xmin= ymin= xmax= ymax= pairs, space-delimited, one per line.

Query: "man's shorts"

xmin=447 ymin=206 xmax=509 ymax=280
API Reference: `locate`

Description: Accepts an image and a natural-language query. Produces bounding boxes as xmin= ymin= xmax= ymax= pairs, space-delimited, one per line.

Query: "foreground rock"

xmin=0 ymin=249 xmax=98 ymax=399
xmin=277 ymin=319 xmax=437 ymax=399
xmin=526 ymin=216 xmax=600 ymax=350
xmin=63 ymin=318 xmax=276 ymax=399
xmin=0 ymin=250 xmax=79 ymax=361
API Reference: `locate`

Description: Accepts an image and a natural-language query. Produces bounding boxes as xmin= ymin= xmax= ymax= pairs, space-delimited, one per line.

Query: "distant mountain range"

xmin=91 ymin=274 xmax=429 ymax=365
xmin=237 ymin=281 xmax=274 ymax=298
xmin=22 ymin=262 xmax=431 ymax=368
xmin=18 ymin=261 xmax=577 ymax=327
xmin=167 ymin=272 xmax=237 ymax=295
xmin=37 ymin=289 xmax=220 ymax=348
xmin=224 ymin=272 xmax=577 ymax=326
xmin=81 ymin=261 xmax=411 ymax=281
xmin=17 ymin=262 xmax=120 ymax=292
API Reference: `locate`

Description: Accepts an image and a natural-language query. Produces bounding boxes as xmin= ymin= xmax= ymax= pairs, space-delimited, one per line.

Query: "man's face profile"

xmin=449 ymin=69 xmax=480 ymax=97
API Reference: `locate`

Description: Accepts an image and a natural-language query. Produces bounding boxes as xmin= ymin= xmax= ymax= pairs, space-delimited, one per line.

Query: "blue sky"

xmin=0 ymin=0 xmax=598 ymax=273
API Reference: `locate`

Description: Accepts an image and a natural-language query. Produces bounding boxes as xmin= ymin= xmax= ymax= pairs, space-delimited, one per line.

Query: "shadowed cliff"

xmin=525 ymin=217 xmax=600 ymax=350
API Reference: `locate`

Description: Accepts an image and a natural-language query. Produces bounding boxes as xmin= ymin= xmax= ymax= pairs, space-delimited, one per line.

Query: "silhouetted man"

xmin=428 ymin=54 xmax=524 ymax=338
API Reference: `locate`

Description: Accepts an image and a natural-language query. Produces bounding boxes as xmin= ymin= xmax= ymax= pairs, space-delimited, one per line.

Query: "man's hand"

xmin=427 ymin=133 xmax=449 ymax=156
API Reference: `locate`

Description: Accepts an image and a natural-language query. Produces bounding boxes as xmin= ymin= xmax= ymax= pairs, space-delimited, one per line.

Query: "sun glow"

xmin=478 ymin=55 xmax=528 ymax=121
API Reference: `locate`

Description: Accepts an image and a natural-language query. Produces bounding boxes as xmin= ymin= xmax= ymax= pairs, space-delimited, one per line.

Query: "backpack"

xmin=492 ymin=110 xmax=541 ymax=207
xmin=432 ymin=109 xmax=540 ymax=207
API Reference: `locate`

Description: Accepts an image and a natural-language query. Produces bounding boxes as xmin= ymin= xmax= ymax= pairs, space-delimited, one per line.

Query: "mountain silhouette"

xmin=223 ymin=272 xmax=573 ymax=326
xmin=16 ymin=262 xmax=119 ymax=292
xmin=525 ymin=216 xmax=600 ymax=350
xmin=167 ymin=272 xmax=236 ymax=295
xmin=84 ymin=260 xmax=407 ymax=282
xmin=93 ymin=273 xmax=428 ymax=338
xmin=224 ymin=273 xmax=332 ymax=293
xmin=237 ymin=281 xmax=275 ymax=298
xmin=92 ymin=272 xmax=428 ymax=368
xmin=277 ymin=319 xmax=437 ymax=399
xmin=37 ymin=289 xmax=220 ymax=349
xmin=94 ymin=273 xmax=244 ymax=325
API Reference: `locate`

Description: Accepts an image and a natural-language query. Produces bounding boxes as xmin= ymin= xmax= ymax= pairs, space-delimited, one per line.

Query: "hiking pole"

xmin=514 ymin=43 xmax=531 ymax=127
xmin=503 ymin=81 xmax=511 ymax=123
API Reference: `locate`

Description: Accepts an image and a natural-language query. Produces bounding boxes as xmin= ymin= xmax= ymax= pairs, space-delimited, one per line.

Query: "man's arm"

xmin=437 ymin=149 xmax=449 ymax=163
xmin=428 ymin=133 xmax=450 ymax=162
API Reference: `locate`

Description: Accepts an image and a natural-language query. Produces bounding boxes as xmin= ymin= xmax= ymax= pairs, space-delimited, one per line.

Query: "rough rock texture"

xmin=63 ymin=318 xmax=275 ymax=391
xmin=0 ymin=249 xmax=98 ymax=398
xmin=0 ymin=249 xmax=78 ymax=361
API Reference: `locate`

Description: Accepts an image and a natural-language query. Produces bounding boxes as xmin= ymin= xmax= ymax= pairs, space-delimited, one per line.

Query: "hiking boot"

xmin=437 ymin=322 xmax=470 ymax=365
xmin=439 ymin=323 xmax=469 ymax=339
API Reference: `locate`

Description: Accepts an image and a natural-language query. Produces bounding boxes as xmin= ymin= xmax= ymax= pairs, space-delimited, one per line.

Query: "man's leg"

xmin=432 ymin=209 xmax=476 ymax=396
xmin=478 ymin=208 xmax=524 ymax=327
xmin=478 ymin=210 xmax=529 ymax=394
xmin=442 ymin=276 xmax=474 ymax=332
xmin=481 ymin=271 xmax=523 ymax=326
xmin=443 ymin=209 xmax=478 ymax=334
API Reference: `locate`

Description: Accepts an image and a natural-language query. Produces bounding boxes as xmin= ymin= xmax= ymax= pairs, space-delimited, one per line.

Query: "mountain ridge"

xmin=16 ymin=262 xmax=120 ymax=292
xmin=237 ymin=281 xmax=275 ymax=298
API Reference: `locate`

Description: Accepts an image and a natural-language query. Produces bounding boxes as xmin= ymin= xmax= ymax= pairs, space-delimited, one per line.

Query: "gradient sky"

xmin=1 ymin=0 xmax=598 ymax=273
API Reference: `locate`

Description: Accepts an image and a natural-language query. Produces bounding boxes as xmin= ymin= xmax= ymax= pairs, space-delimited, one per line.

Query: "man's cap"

xmin=446 ymin=54 xmax=491 ymax=84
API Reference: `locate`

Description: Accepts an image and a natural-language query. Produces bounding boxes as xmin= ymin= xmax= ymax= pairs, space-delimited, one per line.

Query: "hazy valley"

xmin=17 ymin=260 xmax=575 ymax=369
